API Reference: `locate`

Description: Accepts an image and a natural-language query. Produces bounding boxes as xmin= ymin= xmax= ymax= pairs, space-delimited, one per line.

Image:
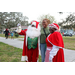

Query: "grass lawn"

xmin=63 ymin=35 xmax=75 ymax=50
xmin=0 ymin=34 xmax=5 ymax=37
xmin=0 ymin=42 xmax=42 ymax=62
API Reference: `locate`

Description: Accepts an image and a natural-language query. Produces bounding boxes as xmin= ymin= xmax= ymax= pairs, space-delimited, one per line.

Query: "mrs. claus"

xmin=45 ymin=23 xmax=65 ymax=62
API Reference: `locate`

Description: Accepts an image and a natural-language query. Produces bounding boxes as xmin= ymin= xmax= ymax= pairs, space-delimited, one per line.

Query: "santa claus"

xmin=17 ymin=21 xmax=41 ymax=62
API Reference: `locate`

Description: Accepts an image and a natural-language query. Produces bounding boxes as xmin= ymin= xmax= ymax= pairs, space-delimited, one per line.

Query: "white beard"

xmin=26 ymin=25 xmax=41 ymax=39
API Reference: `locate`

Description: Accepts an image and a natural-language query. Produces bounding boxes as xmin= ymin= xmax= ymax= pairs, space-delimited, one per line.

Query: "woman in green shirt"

xmin=40 ymin=19 xmax=50 ymax=62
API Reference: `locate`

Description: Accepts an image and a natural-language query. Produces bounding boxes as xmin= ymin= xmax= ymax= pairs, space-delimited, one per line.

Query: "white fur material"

xmin=49 ymin=45 xmax=59 ymax=62
xmin=16 ymin=26 xmax=21 ymax=33
xmin=21 ymin=56 xmax=28 ymax=61
xmin=17 ymin=23 xmax=21 ymax=26
xmin=26 ymin=25 xmax=41 ymax=39
xmin=49 ymin=24 xmax=59 ymax=30
xmin=31 ymin=22 xmax=36 ymax=26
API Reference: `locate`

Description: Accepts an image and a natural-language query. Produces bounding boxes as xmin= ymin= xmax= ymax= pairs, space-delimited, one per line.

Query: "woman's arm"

xmin=49 ymin=45 xmax=59 ymax=62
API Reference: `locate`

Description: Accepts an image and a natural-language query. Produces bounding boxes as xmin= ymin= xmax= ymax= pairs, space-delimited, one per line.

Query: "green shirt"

xmin=40 ymin=27 xmax=50 ymax=44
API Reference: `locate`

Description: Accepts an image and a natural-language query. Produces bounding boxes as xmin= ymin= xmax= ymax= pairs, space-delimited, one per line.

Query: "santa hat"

xmin=49 ymin=23 xmax=59 ymax=30
xmin=6 ymin=28 xmax=8 ymax=31
xmin=31 ymin=21 xmax=39 ymax=28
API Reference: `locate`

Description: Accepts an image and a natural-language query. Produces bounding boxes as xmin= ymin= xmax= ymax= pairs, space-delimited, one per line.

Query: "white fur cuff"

xmin=17 ymin=26 xmax=21 ymax=33
xmin=21 ymin=56 xmax=28 ymax=61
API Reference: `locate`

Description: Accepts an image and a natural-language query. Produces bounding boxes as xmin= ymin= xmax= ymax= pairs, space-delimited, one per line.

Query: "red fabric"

xmin=19 ymin=29 xmax=39 ymax=61
xmin=49 ymin=23 xmax=59 ymax=30
xmin=53 ymin=23 xmax=59 ymax=29
xmin=31 ymin=20 xmax=39 ymax=28
xmin=27 ymin=47 xmax=38 ymax=62
xmin=46 ymin=31 xmax=65 ymax=62
xmin=48 ymin=31 xmax=64 ymax=48
xmin=46 ymin=38 xmax=53 ymax=47
xmin=19 ymin=29 xmax=28 ymax=56
xmin=53 ymin=48 xmax=65 ymax=62
xmin=8 ymin=33 xmax=10 ymax=35
xmin=19 ymin=29 xmax=27 ymax=35
xmin=6 ymin=28 xmax=8 ymax=31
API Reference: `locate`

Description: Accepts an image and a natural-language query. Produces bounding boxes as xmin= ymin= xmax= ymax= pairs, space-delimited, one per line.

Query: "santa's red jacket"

xmin=19 ymin=29 xmax=39 ymax=61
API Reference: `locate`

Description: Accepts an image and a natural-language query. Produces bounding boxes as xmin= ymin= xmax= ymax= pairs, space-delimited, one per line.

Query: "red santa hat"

xmin=6 ymin=28 xmax=8 ymax=31
xmin=31 ymin=21 xmax=39 ymax=28
xmin=49 ymin=23 xmax=59 ymax=30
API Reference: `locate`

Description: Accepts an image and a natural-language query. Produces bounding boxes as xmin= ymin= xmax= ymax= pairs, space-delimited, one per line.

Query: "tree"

xmin=58 ymin=12 xmax=75 ymax=25
xmin=58 ymin=12 xmax=63 ymax=14
xmin=0 ymin=12 xmax=29 ymax=32
xmin=38 ymin=14 xmax=57 ymax=27
xmin=58 ymin=13 xmax=75 ymax=30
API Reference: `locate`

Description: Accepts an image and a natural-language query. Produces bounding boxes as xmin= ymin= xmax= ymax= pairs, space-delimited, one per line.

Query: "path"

xmin=0 ymin=37 xmax=75 ymax=62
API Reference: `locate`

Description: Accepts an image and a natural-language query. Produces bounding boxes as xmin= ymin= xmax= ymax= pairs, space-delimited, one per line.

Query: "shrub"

xmin=14 ymin=33 xmax=19 ymax=37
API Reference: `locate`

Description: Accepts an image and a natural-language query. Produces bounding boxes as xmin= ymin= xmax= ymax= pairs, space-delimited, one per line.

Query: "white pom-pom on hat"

xmin=17 ymin=23 xmax=21 ymax=26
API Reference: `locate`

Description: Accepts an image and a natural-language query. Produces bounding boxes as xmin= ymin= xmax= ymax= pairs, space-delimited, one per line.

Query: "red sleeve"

xmin=48 ymin=32 xmax=64 ymax=48
xmin=19 ymin=29 xmax=27 ymax=35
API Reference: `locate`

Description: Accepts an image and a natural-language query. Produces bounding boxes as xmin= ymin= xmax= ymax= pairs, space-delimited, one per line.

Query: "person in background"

xmin=40 ymin=19 xmax=50 ymax=62
xmin=10 ymin=31 xmax=14 ymax=39
xmin=4 ymin=28 xmax=9 ymax=39
xmin=8 ymin=32 xmax=10 ymax=38
xmin=45 ymin=23 xmax=65 ymax=62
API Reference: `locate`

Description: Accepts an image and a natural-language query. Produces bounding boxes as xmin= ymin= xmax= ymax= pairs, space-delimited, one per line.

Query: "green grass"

xmin=63 ymin=35 xmax=75 ymax=50
xmin=0 ymin=42 xmax=22 ymax=62
xmin=0 ymin=42 xmax=42 ymax=62
xmin=0 ymin=34 xmax=5 ymax=37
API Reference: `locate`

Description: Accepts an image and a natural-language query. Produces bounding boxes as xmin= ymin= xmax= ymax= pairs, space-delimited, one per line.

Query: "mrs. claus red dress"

xmin=45 ymin=31 xmax=65 ymax=62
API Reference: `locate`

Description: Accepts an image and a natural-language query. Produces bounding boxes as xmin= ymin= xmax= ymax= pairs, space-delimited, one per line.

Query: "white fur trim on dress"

xmin=49 ymin=45 xmax=59 ymax=62
xmin=47 ymin=34 xmax=63 ymax=49
xmin=47 ymin=34 xmax=63 ymax=62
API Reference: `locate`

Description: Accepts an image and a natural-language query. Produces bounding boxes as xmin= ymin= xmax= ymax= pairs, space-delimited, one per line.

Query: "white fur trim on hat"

xmin=17 ymin=23 xmax=21 ymax=26
xmin=49 ymin=24 xmax=58 ymax=30
xmin=31 ymin=22 xmax=36 ymax=26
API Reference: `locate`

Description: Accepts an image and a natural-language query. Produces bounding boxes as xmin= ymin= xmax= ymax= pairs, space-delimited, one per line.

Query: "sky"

xmin=22 ymin=12 xmax=69 ymax=23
